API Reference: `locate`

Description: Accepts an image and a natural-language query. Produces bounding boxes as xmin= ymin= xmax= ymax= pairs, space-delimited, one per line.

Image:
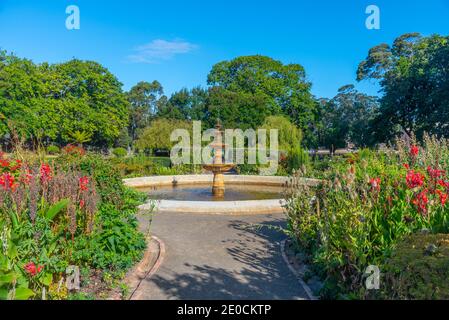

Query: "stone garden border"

xmin=124 ymin=175 xmax=321 ymax=215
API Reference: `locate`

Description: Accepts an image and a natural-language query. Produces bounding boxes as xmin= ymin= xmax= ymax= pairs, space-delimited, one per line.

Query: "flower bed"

xmin=284 ymin=134 xmax=449 ymax=299
xmin=0 ymin=149 xmax=147 ymax=300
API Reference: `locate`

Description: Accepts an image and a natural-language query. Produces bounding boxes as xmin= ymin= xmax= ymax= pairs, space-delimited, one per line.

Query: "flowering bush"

xmin=284 ymin=134 xmax=449 ymax=299
xmin=61 ymin=144 xmax=86 ymax=157
xmin=0 ymin=151 xmax=146 ymax=300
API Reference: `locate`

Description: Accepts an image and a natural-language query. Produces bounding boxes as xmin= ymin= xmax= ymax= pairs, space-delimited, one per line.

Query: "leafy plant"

xmin=112 ymin=147 xmax=127 ymax=158
xmin=284 ymin=134 xmax=449 ymax=299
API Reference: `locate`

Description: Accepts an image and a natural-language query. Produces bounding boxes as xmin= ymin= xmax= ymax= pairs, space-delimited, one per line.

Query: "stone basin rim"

xmin=123 ymin=175 xmax=321 ymax=215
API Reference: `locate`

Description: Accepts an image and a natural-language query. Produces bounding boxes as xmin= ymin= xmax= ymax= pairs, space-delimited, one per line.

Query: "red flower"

xmin=9 ymin=159 xmax=22 ymax=172
xmin=370 ymin=177 xmax=381 ymax=192
xmin=438 ymin=180 xmax=449 ymax=189
xmin=40 ymin=163 xmax=52 ymax=183
xmin=20 ymin=170 xmax=33 ymax=185
xmin=79 ymin=199 xmax=85 ymax=208
xmin=24 ymin=262 xmax=44 ymax=277
xmin=412 ymin=190 xmax=429 ymax=215
xmin=410 ymin=145 xmax=419 ymax=157
xmin=427 ymin=166 xmax=445 ymax=179
xmin=436 ymin=190 xmax=448 ymax=206
xmin=0 ymin=173 xmax=15 ymax=190
xmin=0 ymin=159 xmax=9 ymax=168
xmin=62 ymin=144 xmax=86 ymax=156
xmin=403 ymin=163 xmax=410 ymax=170
xmin=79 ymin=176 xmax=89 ymax=192
xmin=406 ymin=170 xmax=425 ymax=189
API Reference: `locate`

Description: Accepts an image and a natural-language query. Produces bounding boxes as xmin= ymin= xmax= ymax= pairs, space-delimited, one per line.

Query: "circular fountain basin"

xmin=138 ymin=184 xmax=283 ymax=201
xmin=123 ymin=175 xmax=321 ymax=215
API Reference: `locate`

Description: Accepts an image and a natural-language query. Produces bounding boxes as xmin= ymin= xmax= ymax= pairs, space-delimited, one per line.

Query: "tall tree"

xmin=127 ymin=81 xmax=164 ymax=142
xmin=205 ymin=86 xmax=270 ymax=130
xmin=0 ymin=53 xmax=129 ymax=148
xmin=319 ymin=85 xmax=379 ymax=150
xmin=157 ymin=86 xmax=208 ymax=121
xmin=260 ymin=115 xmax=302 ymax=151
xmin=357 ymin=33 xmax=449 ymax=142
xmin=135 ymin=118 xmax=191 ymax=152
xmin=207 ymin=55 xmax=317 ymax=144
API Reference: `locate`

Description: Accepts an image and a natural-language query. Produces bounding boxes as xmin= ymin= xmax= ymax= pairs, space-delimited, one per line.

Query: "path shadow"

xmin=223 ymin=218 xmax=286 ymax=275
xmin=146 ymin=216 xmax=305 ymax=300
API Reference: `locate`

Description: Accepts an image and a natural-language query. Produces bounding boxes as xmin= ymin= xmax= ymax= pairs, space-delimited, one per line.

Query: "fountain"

xmin=202 ymin=120 xmax=235 ymax=197
xmin=123 ymin=119 xmax=322 ymax=214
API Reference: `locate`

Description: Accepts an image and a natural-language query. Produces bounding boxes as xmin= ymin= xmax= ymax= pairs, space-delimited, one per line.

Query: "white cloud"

xmin=127 ymin=39 xmax=198 ymax=63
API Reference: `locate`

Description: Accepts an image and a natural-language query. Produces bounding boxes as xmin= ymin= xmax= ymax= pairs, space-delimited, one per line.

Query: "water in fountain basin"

xmin=137 ymin=184 xmax=284 ymax=201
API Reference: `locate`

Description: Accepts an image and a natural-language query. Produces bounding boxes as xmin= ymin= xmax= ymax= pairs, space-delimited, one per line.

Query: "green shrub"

xmin=287 ymin=146 xmax=310 ymax=173
xmin=380 ymin=233 xmax=449 ymax=300
xmin=46 ymin=145 xmax=60 ymax=155
xmin=112 ymin=147 xmax=127 ymax=158
xmin=236 ymin=163 xmax=259 ymax=175
xmin=71 ymin=189 xmax=146 ymax=271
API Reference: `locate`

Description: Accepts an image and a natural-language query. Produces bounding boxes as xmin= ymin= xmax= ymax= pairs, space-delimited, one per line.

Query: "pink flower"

xmin=20 ymin=170 xmax=33 ymax=185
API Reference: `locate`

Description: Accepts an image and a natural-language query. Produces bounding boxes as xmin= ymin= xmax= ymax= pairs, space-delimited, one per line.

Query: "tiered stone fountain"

xmin=123 ymin=119 xmax=322 ymax=214
xmin=202 ymin=120 xmax=235 ymax=198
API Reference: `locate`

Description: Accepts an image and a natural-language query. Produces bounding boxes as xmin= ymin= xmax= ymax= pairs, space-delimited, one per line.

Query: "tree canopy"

xmin=207 ymin=55 xmax=317 ymax=143
xmin=135 ymin=118 xmax=191 ymax=151
xmin=5 ymin=38 xmax=447 ymax=152
xmin=357 ymin=33 xmax=449 ymax=141
xmin=260 ymin=115 xmax=302 ymax=152
xmin=127 ymin=81 xmax=165 ymax=142
xmin=318 ymin=85 xmax=379 ymax=150
xmin=0 ymin=51 xmax=129 ymax=148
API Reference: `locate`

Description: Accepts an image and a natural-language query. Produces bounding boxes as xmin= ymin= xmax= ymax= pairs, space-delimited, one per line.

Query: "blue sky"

xmin=0 ymin=0 xmax=448 ymax=98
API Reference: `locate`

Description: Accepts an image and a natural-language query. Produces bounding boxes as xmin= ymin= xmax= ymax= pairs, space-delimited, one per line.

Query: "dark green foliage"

xmin=72 ymin=193 xmax=146 ymax=271
xmin=0 ymin=51 xmax=129 ymax=147
xmin=157 ymin=87 xmax=208 ymax=121
xmin=207 ymin=55 xmax=317 ymax=143
xmin=68 ymin=154 xmax=147 ymax=271
xmin=111 ymin=155 xmax=201 ymax=178
xmin=318 ymin=85 xmax=379 ymax=149
xmin=287 ymin=146 xmax=310 ymax=173
xmin=380 ymin=233 xmax=449 ymax=300
xmin=127 ymin=81 xmax=165 ymax=142
xmin=357 ymin=33 xmax=449 ymax=142
xmin=205 ymin=86 xmax=271 ymax=130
